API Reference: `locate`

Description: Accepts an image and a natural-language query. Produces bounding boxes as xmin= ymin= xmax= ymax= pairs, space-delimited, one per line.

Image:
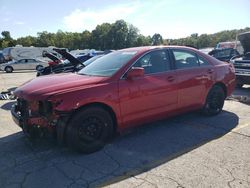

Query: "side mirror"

xmin=127 ymin=67 xmax=144 ymax=79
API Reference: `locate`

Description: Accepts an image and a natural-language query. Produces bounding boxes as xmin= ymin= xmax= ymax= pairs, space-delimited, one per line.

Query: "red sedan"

xmin=11 ymin=46 xmax=236 ymax=153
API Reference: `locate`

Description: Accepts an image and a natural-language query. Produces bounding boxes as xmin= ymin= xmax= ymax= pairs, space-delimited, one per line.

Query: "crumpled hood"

xmin=238 ymin=32 xmax=250 ymax=53
xmin=14 ymin=73 xmax=107 ymax=100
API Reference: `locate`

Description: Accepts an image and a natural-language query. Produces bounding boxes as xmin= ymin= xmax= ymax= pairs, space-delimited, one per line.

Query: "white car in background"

xmin=0 ymin=58 xmax=48 ymax=73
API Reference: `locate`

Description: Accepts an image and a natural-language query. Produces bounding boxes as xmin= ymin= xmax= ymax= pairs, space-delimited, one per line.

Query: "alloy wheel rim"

xmin=78 ymin=116 xmax=103 ymax=142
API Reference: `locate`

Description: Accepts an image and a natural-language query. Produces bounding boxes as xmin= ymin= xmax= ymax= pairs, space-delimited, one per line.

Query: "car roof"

xmin=118 ymin=45 xmax=198 ymax=53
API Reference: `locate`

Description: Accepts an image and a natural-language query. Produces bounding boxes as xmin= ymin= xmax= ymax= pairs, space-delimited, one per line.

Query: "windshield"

xmin=78 ymin=51 xmax=137 ymax=76
xmin=83 ymin=55 xmax=102 ymax=66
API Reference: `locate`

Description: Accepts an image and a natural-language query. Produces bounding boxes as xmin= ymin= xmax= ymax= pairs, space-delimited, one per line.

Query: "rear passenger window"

xmin=172 ymin=50 xmax=199 ymax=69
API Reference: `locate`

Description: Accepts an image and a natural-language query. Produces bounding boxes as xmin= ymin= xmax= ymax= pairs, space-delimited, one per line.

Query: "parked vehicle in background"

xmin=37 ymin=48 xmax=108 ymax=76
xmin=216 ymin=41 xmax=236 ymax=49
xmin=42 ymin=51 xmax=63 ymax=66
xmin=11 ymin=46 xmax=236 ymax=153
xmin=37 ymin=48 xmax=92 ymax=76
xmin=2 ymin=46 xmax=59 ymax=61
xmin=70 ymin=49 xmax=104 ymax=56
xmin=0 ymin=51 xmax=6 ymax=64
xmin=208 ymin=48 xmax=240 ymax=62
xmin=0 ymin=58 xmax=48 ymax=73
xmin=230 ymin=31 xmax=250 ymax=88
xmin=216 ymin=41 xmax=244 ymax=54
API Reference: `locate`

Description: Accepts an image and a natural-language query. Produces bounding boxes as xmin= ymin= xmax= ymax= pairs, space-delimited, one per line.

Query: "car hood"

xmin=43 ymin=51 xmax=61 ymax=62
xmin=53 ymin=48 xmax=83 ymax=67
xmin=238 ymin=32 xmax=250 ymax=53
xmin=14 ymin=73 xmax=107 ymax=100
xmin=1 ymin=61 xmax=14 ymax=66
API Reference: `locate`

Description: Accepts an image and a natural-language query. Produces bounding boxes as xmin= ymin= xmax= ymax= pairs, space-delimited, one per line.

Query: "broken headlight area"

xmin=15 ymin=99 xmax=54 ymax=117
xmin=38 ymin=100 xmax=53 ymax=117
xmin=15 ymin=98 xmax=59 ymax=129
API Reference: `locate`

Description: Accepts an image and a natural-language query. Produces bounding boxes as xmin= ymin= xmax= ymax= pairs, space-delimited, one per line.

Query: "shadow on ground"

xmin=0 ymin=111 xmax=238 ymax=188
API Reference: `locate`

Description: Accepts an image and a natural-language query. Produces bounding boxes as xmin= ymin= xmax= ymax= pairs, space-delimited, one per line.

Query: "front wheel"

xmin=66 ymin=107 xmax=114 ymax=153
xmin=5 ymin=66 xmax=13 ymax=73
xmin=202 ymin=85 xmax=225 ymax=116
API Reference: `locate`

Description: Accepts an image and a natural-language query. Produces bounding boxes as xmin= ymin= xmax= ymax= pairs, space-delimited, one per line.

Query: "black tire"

xmin=202 ymin=85 xmax=225 ymax=116
xmin=36 ymin=65 xmax=43 ymax=71
xmin=66 ymin=107 xmax=114 ymax=153
xmin=236 ymin=83 xmax=243 ymax=88
xmin=5 ymin=66 xmax=13 ymax=73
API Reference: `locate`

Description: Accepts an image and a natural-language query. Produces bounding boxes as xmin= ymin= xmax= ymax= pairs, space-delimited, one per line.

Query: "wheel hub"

xmin=78 ymin=117 xmax=102 ymax=142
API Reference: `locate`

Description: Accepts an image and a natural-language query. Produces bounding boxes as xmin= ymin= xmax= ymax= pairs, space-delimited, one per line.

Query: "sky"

xmin=0 ymin=0 xmax=249 ymax=39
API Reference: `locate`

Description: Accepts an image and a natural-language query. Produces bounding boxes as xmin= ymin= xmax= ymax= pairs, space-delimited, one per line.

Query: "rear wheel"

xmin=202 ymin=85 xmax=225 ymax=116
xmin=5 ymin=66 xmax=13 ymax=73
xmin=66 ymin=107 xmax=114 ymax=153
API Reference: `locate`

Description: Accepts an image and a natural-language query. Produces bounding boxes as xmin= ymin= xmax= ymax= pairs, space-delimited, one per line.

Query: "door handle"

xmin=167 ymin=76 xmax=175 ymax=82
xmin=207 ymin=69 xmax=214 ymax=74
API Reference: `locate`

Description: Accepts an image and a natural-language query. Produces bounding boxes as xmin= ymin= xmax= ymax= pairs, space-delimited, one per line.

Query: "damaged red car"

xmin=11 ymin=46 xmax=236 ymax=153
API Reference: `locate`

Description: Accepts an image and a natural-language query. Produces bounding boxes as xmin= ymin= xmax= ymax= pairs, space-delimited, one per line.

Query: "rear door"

xmin=26 ymin=59 xmax=38 ymax=69
xmin=170 ymin=49 xmax=214 ymax=109
xmin=119 ymin=49 xmax=178 ymax=127
xmin=14 ymin=59 xmax=27 ymax=70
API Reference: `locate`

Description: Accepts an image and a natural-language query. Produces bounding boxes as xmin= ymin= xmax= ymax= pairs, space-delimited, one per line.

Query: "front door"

xmin=119 ymin=49 xmax=178 ymax=127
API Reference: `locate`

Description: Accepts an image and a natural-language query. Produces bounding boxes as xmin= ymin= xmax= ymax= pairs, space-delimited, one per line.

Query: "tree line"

xmin=0 ymin=19 xmax=249 ymax=50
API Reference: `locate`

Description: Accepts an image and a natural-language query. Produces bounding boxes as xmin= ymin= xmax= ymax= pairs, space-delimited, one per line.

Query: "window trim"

xmin=120 ymin=48 xmax=174 ymax=79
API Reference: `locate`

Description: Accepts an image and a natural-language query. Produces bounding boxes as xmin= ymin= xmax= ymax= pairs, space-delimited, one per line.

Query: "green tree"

xmin=80 ymin=30 xmax=92 ymax=49
xmin=37 ymin=31 xmax=56 ymax=47
xmin=91 ymin=23 xmax=112 ymax=50
xmin=16 ymin=36 xmax=37 ymax=46
xmin=2 ymin=23 xmax=249 ymax=50
xmin=0 ymin=31 xmax=15 ymax=48
xmin=151 ymin=33 xmax=163 ymax=45
xmin=135 ymin=35 xmax=151 ymax=46
xmin=108 ymin=20 xmax=128 ymax=49
xmin=197 ymin=34 xmax=211 ymax=48
xmin=126 ymin=24 xmax=139 ymax=47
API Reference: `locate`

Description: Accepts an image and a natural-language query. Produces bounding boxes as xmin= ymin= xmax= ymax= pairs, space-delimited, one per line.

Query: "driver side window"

xmin=133 ymin=50 xmax=170 ymax=74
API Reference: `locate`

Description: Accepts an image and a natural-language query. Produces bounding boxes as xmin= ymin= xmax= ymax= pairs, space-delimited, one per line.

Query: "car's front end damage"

xmin=11 ymin=98 xmax=68 ymax=138
xmin=10 ymin=72 xmax=107 ymax=140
